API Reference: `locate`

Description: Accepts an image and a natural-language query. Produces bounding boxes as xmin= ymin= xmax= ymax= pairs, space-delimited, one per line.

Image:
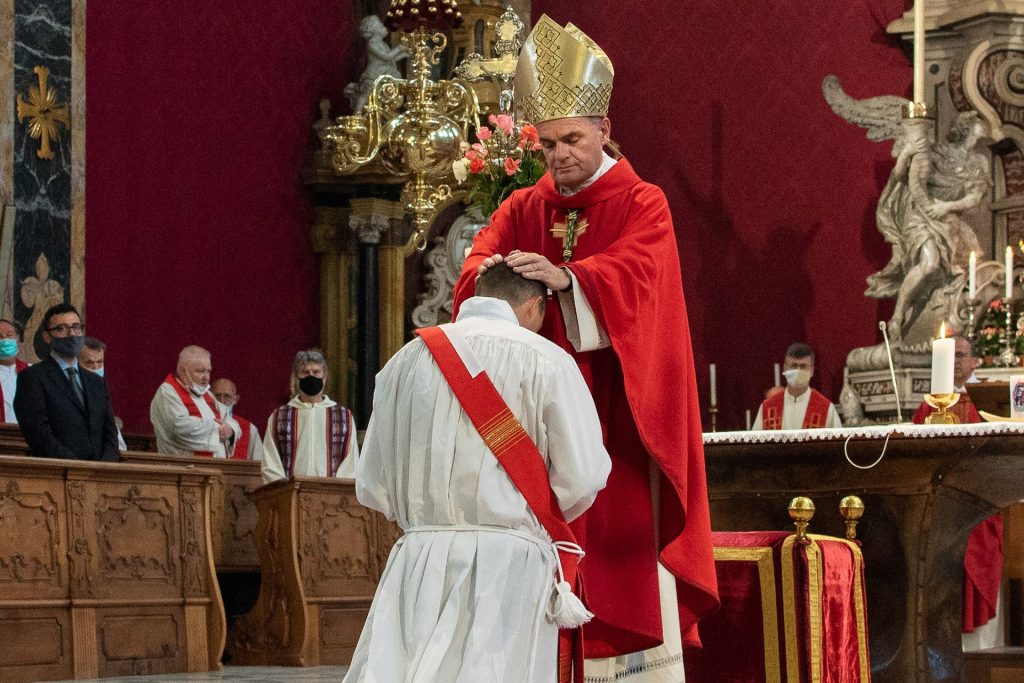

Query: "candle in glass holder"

xmin=930 ymin=322 xmax=954 ymax=395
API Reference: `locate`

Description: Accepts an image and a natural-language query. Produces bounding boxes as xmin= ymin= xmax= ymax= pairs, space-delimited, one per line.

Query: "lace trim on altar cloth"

xmin=583 ymin=652 xmax=684 ymax=683
xmin=703 ymin=421 xmax=1024 ymax=445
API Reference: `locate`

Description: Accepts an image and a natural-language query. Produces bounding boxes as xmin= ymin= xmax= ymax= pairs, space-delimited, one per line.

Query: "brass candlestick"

xmin=839 ymin=495 xmax=865 ymax=541
xmin=998 ymin=297 xmax=1019 ymax=367
xmin=966 ymin=297 xmax=981 ymax=346
xmin=788 ymin=496 xmax=815 ymax=544
xmin=923 ymin=392 xmax=960 ymax=424
xmin=709 ymin=404 xmax=718 ymax=433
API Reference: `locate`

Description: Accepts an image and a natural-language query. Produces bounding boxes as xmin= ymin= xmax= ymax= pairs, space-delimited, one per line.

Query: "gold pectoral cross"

xmin=551 ymin=210 xmax=588 ymax=262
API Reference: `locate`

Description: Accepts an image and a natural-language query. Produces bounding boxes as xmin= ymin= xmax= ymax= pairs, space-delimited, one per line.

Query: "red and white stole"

xmin=164 ymin=374 xmax=220 ymax=457
xmin=272 ymin=403 xmax=350 ymax=476
xmin=415 ymin=325 xmax=586 ymax=683
xmin=0 ymin=359 xmax=27 ymax=422
xmin=231 ymin=416 xmax=252 ymax=460
xmin=761 ymin=388 xmax=832 ymax=429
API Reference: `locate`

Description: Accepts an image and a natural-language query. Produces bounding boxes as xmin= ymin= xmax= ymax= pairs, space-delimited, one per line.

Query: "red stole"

xmin=415 ymin=326 xmax=585 ymax=683
xmin=0 ymin=359 xmax=28 ymax=422
xmin=760 ymin=388 xmax=833 ymax=430
xmin=163 ymin=374 xmax=220 ymax=457
xmin=453 ymin=159 xmax=719 ymax=655
xmin=912 ymin=392 xmax=1000 ymax=632
xmin=232 ymin=416 xmax=252 ymax=460
xmin=272 ymin=403 xmax=350 ymax=477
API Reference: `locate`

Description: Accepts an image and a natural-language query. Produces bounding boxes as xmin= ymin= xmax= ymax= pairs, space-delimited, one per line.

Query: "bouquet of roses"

xmin=975 ymin=298 xmax=1010 ymax=360
xmin=452 ymin=113 xmax=546 ymax=218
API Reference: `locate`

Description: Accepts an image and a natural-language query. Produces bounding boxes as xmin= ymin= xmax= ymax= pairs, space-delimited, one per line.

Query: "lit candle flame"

xmin=938 ymin=321 xmax=947 ymax=339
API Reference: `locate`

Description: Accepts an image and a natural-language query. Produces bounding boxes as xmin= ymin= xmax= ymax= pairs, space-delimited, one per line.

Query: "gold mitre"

xmin=514 ymin=15 xmax=614 ymax=124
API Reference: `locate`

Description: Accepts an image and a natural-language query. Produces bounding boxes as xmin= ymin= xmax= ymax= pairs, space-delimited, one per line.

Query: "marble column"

xmin=350 ymin=211 xmax=388 ymax=430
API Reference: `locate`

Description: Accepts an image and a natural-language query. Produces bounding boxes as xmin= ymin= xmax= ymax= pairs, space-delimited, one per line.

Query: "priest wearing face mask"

xmin=752 ymin=343 xmax=842 ymax=430
xmin=260 ymin=349 xmax=358 ymax=484
xmin=0 ymin=318 xmax=27 ymax=424
xmin=14 ymin=304 xmax=119 ymax=460
xmin=149 ymin=345 xmax=238 ymax=456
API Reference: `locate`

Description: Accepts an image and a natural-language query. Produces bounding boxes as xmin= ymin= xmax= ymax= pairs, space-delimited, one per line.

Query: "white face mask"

xmin=784 ymin=368 xmax=811 ymax=389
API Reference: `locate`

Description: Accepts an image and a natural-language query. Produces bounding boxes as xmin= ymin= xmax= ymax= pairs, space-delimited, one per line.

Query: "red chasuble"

xmin=232 ymin=416 xmax=252 ymax=460
xmin=912 ymin=392 xmax=1001 ymax=633
xmin=453 ymin=159 xmax=719 ymax=656
xmin=759 ymin=387 xmax=833 ymax=429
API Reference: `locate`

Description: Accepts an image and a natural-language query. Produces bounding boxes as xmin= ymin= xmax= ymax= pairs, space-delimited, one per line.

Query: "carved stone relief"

xmin=412 ymin=208 xmax=488 ymax=328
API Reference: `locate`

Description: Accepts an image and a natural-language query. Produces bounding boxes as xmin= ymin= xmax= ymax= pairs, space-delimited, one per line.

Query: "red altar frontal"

xmin=685 ymin=530 xmax=870 ymax=683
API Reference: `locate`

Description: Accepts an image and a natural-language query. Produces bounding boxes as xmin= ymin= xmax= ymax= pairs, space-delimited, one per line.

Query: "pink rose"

xmin=472 ymin=142 xmax=488 ymax=157
xmin=504 ymin=157 xmax=521 ymax=176
xmin=493 ymin=114 xmax=514 ymax=135
xmin=477 ymin=126 xmax=492 ymax=141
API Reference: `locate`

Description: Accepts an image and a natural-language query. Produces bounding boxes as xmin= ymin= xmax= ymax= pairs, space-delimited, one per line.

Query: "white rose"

xmin=452 ymin=158 xmax=470 ymax=184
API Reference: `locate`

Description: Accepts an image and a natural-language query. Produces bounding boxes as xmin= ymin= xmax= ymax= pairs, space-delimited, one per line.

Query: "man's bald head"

xmin=176 ymin=345 xmax=212 ymax=388
xmin=212 ymin=378 xmax=238 ymax=409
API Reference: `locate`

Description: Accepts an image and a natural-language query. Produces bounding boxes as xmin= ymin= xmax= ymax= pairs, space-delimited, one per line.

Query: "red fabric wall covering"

xmin=86 ymin=2 xmax=354 ymax=432
xmin=533 ymin=0 xmax=912 ymax=429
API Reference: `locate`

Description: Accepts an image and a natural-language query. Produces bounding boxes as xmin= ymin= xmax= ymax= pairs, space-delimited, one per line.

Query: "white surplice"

xmin=345 ymin=297 xmax=610 ymax=683
xmin=149 ymin=382 xmax=238 ymax=456
xmin=260 ymin=395 xmax=358 ymax=484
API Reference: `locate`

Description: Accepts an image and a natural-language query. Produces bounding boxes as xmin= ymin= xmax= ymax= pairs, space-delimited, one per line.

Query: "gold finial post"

xmin=839 ymin=495 xmax=865 ymax=541
xmin=788 ymin=496 xmax=815 ymax=544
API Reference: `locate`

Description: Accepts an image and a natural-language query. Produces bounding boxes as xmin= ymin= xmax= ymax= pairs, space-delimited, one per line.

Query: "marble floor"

xmin=55 ymin=666 xmax=349 ymax=682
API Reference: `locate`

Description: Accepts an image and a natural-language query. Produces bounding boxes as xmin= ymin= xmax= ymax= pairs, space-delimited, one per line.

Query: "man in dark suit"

xmin=14 ymin=303 xmax=118 ymax=461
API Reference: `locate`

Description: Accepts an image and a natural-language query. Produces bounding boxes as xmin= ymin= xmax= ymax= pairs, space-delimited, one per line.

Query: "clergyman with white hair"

xmin=150 ymin=344 xmax=238 ymax=456
xmin=260 ymin=349 xmax=359 ymax=484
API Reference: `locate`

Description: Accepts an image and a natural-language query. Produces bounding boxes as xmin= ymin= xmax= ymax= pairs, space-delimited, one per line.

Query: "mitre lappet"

xmin=513 ymin=14 xmax=615 ymax=123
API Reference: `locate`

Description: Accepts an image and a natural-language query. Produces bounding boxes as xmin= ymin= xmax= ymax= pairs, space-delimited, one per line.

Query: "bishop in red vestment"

xmin=452 ymin=19 xmax=718 ymax=671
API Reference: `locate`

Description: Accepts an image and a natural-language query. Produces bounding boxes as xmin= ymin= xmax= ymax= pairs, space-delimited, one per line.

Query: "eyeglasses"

xmin=46 ymin=323 xmax=85 ymax=335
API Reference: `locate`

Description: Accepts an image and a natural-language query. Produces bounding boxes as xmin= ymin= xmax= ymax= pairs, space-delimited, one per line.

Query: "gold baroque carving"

xmin=0 ymin=481 xmax=59 ymax=583
xmin=95 ymin=485 xmax=175 ymax=582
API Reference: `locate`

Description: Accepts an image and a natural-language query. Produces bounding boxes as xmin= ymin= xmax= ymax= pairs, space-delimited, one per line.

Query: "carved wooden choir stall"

xmin=226 ymin=476 xmax=400 ymax=666
xmin=0 ymin=456 xmax=225 ymax=682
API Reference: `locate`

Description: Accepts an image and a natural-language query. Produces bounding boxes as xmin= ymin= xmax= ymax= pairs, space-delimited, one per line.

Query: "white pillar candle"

xmin=709 ymin=364 xmax=717 ymax=406
xmin=745 ymin=409 xmax=752 ymax=431
xmin=968 ymin=250 xmax=976 ymax=299
xmin=1006 ymin=246 xmax=1014 ymax=299
xmin=913 ymin=0 xmax=926 ymax=104
xmin=930 ymin=323 xmax=955 ymax=394
xmin=774 ymin=363 xmax=781 ymax=387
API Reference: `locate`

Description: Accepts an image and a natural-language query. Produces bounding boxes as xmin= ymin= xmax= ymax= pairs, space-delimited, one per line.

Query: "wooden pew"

xmin=226 ymin=476 xmax=400 ymax=666
xmin=0 ymin=456 xmax=225 ymax=681
xmin=117 ymin=452 xmax=262 ymax=571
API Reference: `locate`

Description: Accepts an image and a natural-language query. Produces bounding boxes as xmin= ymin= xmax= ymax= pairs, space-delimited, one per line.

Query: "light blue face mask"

xmin=93 ymin=366 xmax=105 ymax=378
xmin=0 ymin=338 xmax=18 ymax=359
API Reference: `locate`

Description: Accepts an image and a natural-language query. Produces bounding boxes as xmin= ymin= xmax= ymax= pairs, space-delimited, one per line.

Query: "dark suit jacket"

xmin=14 ymin=356 xmax=119 ymax=461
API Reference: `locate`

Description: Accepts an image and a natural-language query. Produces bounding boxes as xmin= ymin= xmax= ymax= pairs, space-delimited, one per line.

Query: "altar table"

xmin=703 ymin=422 xmax=1024 ymax=683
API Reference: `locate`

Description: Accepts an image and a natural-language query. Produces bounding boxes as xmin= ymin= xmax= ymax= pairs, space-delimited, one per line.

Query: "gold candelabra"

xmin=325 ymin=3 xmax=479 ymax=252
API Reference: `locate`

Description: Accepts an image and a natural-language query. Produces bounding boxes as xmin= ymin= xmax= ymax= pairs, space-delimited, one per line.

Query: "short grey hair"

xmin=292 ymin=349 xmax=328 ymax=376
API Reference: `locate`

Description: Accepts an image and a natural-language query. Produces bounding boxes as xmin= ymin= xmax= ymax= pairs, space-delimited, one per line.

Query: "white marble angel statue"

xmin=344 ymin=15 xmax=408 ymax=114
xmin=823 ymin=75 xmax=990 ymax=347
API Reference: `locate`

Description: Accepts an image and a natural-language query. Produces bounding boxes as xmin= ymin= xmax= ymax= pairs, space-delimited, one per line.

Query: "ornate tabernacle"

xmin=0 ymin=456 xmax=224 ymax=682
xmin=704 ymin=422 xmax=1024 ymax=683
xmin=226 ymin=476 xmax=400 ymax=666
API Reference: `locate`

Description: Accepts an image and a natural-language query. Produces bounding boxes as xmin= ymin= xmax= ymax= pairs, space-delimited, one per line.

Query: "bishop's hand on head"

xmin=505 ymin=251 xmax=572 ymax=292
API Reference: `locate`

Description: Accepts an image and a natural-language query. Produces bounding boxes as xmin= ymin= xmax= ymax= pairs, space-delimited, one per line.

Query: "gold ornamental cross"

xmin=551 ymin=210 xmax=588 ymax=262
xmin=16 ymin=66 xmax=71 ymax=160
